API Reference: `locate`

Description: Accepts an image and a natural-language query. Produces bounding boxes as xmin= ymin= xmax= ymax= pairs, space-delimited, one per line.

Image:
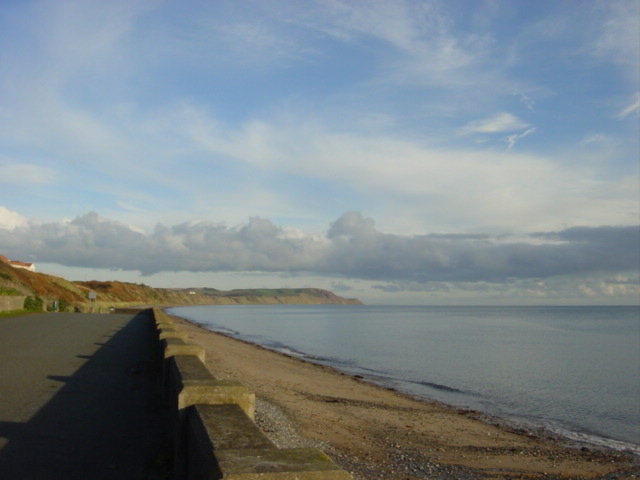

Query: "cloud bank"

xmin=1 ymin=211 xmax=637 ymax=288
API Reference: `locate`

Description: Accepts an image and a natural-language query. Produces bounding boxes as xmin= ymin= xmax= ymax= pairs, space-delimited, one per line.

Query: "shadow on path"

xmin=0 ymin=312 xmax=170 ymax=479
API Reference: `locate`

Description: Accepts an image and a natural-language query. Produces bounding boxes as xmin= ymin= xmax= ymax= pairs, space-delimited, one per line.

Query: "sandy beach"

xmin=169 ymin=313 xmax=639 ymax=480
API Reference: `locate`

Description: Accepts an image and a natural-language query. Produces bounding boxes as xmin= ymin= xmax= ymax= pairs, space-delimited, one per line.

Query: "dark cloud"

xmin=330 ymin=281 xmax=355 ymax=293
xmin=1 ymin=211 xmax=638 ymax=284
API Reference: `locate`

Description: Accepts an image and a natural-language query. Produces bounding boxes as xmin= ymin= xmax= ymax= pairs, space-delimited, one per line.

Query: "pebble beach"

xmin=169 ymin=313 xmax=639 ymax=480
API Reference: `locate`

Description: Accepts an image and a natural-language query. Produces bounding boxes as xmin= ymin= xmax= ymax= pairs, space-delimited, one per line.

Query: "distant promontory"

xmin=178 ymin=287 xmax=363 ymax=305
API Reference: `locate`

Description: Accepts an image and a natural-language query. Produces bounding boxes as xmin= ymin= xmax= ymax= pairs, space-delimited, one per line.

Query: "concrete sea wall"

xmin=151 ymin=307 xmax=352 ymax=480
xmin=0 ymin=295 xmax=26 ymax=312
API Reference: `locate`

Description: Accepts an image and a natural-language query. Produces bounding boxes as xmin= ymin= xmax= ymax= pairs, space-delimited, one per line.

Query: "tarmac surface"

xmin=0 ymin=311 xmax=169 ymax=479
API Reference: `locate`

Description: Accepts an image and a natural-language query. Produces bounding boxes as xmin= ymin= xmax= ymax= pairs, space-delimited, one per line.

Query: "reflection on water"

xmin=169 ymin=305 xmax=640 ymax=450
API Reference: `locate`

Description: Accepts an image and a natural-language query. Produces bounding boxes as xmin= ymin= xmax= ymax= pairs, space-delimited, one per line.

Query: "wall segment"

xmin=151 ymin=308 xmax=352 ymax=480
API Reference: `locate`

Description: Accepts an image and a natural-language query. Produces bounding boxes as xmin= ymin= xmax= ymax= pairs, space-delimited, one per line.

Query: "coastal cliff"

xmin=0 ymin=260 xmax=362 ymax=312
xmin=180 ymin=287 xmax=362 ymax=305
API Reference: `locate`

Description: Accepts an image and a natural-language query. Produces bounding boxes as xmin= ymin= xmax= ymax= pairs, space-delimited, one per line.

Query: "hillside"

xmin=178 ymin=287 xmax=362 ymax=305
xmin=0 ymin=261 xmax=362 ymax=312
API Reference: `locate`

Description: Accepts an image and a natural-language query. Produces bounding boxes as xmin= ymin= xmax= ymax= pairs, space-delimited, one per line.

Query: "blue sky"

xmin=0 ymin=0 xmax=638 ymax=304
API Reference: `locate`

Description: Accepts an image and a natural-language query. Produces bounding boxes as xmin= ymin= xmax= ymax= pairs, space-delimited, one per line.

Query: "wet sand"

xmin=169 ymin=314 xmax=639 ymax=480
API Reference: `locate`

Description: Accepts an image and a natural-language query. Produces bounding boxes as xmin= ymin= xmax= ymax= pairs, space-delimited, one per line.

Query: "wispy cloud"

xmin=0 ymin=162 xmax=57 ymax=185
xmin=461 ymin=113 xmax=530 ymax=134
xmin=514 ymin=92 xmax=535 ymax=111
xmin=616 ymin=93 xmax=640 ymax=120
xmin=297 ymin=0 xmax=500 ymax=92
xmin=460 ymin=113 xmax=537 ymax=150
xmin=580 ymin=133 xmax=609 ymax=146
xmin=506 ymin=127 xmax=537 ymax=150
xmin=74 ymin=102 xmax=633 ymax=233
xmin=591 ymin=0 xmax=640 ymax=84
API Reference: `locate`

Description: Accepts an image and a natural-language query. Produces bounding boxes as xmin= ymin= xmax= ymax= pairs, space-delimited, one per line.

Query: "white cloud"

xmin=172 ymin=109 xmax=639 ymax=232
xmin=313 ymin=0 xmax=428 ymax=50
xmin=296 ymin=0 xmax=500 ymax=91
xmin=461 ymin=113 xmax=530 ymax=134
xmin=0 ymin=162 xmax=57 ymax=185
xmin=580 ymin=133 xmax=609 ymax=146
xmin=616 ymin=93 xmax=640 ymax=120
xmin=591 ymin=1 xmax=640 ymax=84
xmin=514 ymin=92 xmax=535 ymax=111
xmin=0 ymin=212 xmax=637 ymax=294
xmin=506 ymin=127 xmax=537 ymax=150
xmin=0 ymin=206 xmax=28 ymax=230
xmin=212 ymin=19 xmax=317 ymax=68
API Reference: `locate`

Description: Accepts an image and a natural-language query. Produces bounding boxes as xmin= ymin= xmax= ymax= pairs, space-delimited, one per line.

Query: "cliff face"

xmin=186 ymin=287 xmax=362 ymax=305
xmin=0 ymin=261 xmax=362 ymax=310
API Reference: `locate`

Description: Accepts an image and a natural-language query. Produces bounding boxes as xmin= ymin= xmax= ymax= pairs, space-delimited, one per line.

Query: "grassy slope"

xmin=187 ymin=287 xmax=362 ymax=305
xmin=0 ymin=261 xmax=362 ymax=310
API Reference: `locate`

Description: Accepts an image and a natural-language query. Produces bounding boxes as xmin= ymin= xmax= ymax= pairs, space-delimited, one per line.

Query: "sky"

xmin=0 ymin=0 xmax=638 ymax=305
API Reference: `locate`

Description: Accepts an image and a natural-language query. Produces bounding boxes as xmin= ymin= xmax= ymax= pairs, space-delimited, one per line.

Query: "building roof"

xmin=0 ymin=254 xmax=34 ymax=269
xmin=11 ymin=260 xmax=34 ymax=268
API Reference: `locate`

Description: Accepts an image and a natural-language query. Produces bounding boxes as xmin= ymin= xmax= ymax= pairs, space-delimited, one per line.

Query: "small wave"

xmin=264 ymin=342 xmax=320 ymax=361
xmin=348 ymin=364 xmax=388 ymax=376
xmin=274 ymin=346 xmax=314 ymax=360
xmin=197 ymin=323 xmax=239 ymax=336
xmin=486 ymin=415 xmax=640 ymax=457
xmin=412 ymin=380 xmax=465 ymax=394
xmin=215 ymin=327 xmax=240 ymax=336
xmin=537 ymin=421 xmax=640 ymax=456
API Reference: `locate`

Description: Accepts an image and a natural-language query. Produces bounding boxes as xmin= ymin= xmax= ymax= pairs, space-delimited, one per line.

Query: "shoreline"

xmin=168 ymin=313 xmax=639 ymax=480
xmin=290 ymin=358 xmax=640 ymax=457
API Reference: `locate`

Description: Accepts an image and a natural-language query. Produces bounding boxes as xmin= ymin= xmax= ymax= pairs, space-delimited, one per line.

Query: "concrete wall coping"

xmin=159 ymin=329 xmax=188 ymax=342
xmin=168 ymin=354 xmax=255 ymax=417
xmin=190 ymin=404 xmax=275 ymax=451
xmin=157 ymin=322 xmax=176 ymax=330
xmin=150 ymin=308 xmax=352 ymax=480
xmin=214 ymin=448 xmax=354 ymax=479
xmin=162 ymin=338 xmax=205 ymax=362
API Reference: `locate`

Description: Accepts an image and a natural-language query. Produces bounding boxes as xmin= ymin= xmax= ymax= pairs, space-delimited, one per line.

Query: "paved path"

xmin=0 ymin=312 xmax=169 ymax=479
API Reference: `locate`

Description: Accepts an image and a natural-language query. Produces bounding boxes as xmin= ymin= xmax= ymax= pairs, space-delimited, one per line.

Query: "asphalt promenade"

xmin=0 ymin=311 xmax=169 ymax=479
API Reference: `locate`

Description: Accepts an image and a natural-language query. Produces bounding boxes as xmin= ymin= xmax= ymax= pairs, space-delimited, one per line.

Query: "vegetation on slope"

xmin=0 ymin=261 xmax=215 ymax=312
xmin=0 ymin=261 xmax=362 ymax=312
xmin=180 ymin=287 xmax=362 ymax=305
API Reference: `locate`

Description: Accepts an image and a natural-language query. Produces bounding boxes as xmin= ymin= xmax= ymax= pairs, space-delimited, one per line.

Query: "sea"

xmin=168 ymin=304 xmax=640 ymax=454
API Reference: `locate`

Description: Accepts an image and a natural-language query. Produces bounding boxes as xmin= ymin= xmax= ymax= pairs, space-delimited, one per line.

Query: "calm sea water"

xmin=168 ymin=305 xmax=640 ymax=452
